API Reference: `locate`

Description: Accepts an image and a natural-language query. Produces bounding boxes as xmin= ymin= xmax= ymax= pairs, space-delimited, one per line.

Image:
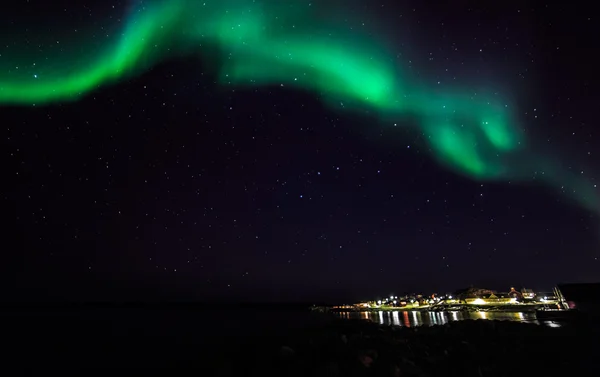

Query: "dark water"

xmin=2 ymin=307 xmax=335 ymax=368
xmin=335 ymin=310 xmax=563 ymax=328
xmin=1 ymin=307 xmax=562 ymax=347
xmin=2 ymin=307 xmax=335 ymax=341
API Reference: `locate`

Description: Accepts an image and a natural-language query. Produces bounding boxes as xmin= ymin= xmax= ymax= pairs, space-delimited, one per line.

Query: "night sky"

xmin=3 ymin=0 xmax=599 ymax=303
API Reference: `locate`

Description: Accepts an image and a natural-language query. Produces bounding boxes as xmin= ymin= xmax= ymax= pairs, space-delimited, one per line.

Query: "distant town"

xmin=327 ymin=287 xmax=568 ymax=312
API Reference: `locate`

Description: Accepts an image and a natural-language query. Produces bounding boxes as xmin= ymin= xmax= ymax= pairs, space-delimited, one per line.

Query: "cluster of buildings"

xmin=326 ymin=283 xmax=600 ymax=319
xmin=333 ymin=287 xmax=560 ymax=310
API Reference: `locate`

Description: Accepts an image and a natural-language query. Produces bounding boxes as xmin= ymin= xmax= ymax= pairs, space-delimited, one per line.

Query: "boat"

xmin=536 ymin=283 xmax=600 ymax=322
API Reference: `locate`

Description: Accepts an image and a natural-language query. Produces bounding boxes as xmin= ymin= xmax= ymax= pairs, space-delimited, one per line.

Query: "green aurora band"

xmin=1 ymin=0 xmax=598 ymax=213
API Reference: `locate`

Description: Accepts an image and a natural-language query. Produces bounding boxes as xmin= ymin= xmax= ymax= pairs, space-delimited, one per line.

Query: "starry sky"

xmin=3 ymin=0 xmax=599 ymax=303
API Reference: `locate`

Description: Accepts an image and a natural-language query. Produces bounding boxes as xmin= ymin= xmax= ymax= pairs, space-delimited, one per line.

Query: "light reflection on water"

xmin=334 ymin=310 xmax=560 ymax=327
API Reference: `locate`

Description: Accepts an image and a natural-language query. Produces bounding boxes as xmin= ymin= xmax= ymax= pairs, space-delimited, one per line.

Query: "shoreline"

xmin=322 ymin=303 xmax=555 ymax=313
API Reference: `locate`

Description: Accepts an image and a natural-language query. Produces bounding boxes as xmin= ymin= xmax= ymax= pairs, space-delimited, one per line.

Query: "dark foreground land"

xmin=2 ymin=305 xmax=599 ymax=375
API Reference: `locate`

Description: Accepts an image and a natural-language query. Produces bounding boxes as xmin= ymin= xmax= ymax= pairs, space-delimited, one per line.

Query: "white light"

xmin=448 ymin=296 xmax=452 ymax=299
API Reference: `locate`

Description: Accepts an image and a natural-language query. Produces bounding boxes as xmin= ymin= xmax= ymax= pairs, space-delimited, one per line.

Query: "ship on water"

xmin=536 ymin=283 xmax=600 ymax=321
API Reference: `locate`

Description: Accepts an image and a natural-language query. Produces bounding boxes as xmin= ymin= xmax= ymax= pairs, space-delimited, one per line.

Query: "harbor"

xmin=315 ymin=283 xmax=600 ymax=323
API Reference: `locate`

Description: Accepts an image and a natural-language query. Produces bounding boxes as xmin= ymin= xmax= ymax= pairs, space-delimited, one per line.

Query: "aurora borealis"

xmin=2 ymin=0 xmax=597 ymax=214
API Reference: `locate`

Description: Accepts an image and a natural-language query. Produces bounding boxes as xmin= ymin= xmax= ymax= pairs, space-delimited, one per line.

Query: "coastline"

xmin=320 ymin=303 xmax=556 ymax=313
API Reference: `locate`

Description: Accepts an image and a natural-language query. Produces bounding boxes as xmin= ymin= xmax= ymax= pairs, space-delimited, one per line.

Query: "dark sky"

xmin=3 ymin=0 xmax=599 ymax=303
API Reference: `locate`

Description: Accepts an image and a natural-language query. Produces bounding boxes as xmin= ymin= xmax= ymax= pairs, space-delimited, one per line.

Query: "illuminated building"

xmin=508 ymin=287 xmax=523 ymax=301
xmin=521 ymin=288 xmax=535 ymax=300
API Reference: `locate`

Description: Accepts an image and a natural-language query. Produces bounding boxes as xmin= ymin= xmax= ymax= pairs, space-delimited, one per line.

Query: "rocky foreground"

xmin=3 ymin=308 xmax=599 ymax=374
xmin=208 ymin=318 xmax=599 ymax=377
